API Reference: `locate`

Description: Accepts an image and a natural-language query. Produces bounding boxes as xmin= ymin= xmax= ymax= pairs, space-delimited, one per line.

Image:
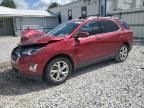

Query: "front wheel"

xmin=45 ymin=57 xmax=72 ymax=85
xmin=115 ymin=44 xmax=129 ymax=62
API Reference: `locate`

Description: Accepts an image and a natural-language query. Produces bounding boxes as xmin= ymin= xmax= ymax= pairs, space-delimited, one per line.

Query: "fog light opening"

xmin=29 ymin=64 xmax=38 ymax=72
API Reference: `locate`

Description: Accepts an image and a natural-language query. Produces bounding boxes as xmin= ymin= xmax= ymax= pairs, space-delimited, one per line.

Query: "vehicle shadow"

xmin=71 ymin=59 xmax=116 ymax=78
xmin=0 ymin=69 xmax=54 ymax=96
xmin=0 ymin=59 xmax=116 ymax=96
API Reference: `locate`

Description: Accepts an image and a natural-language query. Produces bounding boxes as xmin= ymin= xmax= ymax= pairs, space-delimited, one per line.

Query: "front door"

xmin=74 ymin=20 xmax=104 ymax=64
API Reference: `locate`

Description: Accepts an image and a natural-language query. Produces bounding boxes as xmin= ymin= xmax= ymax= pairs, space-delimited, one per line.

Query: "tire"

xmin=45 ymin=57 xmax=72 ymax=85
xmin=12 ymin=67 xmax=18 ymax=72
xmin=115 ymin=44 xmax=129 ymax=62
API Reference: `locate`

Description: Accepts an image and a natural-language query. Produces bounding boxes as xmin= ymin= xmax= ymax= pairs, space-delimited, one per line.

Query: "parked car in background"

xmin=11 ymin=17 xmax=133 ymax=85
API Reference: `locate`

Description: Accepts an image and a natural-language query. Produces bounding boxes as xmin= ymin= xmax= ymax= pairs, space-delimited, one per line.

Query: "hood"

xmin=21 ymin=29 xmax=45 ymax=42
xmin=20 ymin=35 xmax=64 ymax=46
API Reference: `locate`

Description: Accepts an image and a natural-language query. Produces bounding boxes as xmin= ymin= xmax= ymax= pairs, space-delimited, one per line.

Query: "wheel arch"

xmin=123 ymin=42 xmax=130 ymax=51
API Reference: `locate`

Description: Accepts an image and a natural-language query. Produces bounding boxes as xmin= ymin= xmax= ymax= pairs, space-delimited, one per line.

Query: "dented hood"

xmin=20 ymin=35 xmax=64 ymax=46
xmin=21 ymin=29 xmax=45 ymax=42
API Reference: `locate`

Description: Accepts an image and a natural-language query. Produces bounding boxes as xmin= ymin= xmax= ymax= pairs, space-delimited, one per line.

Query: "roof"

xmin=0 ymin=6 xmax=56 ymax=17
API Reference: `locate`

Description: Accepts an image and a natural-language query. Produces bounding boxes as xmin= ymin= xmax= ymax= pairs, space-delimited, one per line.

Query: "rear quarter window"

xmin=120 ymin=21 xmax=130 ymax=29
xmin=100 ymin=20 xmax=120 ymax=33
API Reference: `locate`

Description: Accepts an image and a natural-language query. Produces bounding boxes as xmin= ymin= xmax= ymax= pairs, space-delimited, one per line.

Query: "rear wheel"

xmin=45 ymin=57 xmax=72 ymax=85
xmin=115 ymin=44 xmax=129 ymax=62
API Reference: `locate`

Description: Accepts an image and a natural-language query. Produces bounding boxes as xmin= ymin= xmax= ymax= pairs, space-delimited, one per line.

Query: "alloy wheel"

xmin=50 ymin=61 xmax=69 ymax=81
xmin=119 ymin=45 xmax=128 ymax=61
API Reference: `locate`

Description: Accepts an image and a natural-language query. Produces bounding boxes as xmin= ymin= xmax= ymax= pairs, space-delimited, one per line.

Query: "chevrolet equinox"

xmin=11 ymin=17 xmax=133 ymax=85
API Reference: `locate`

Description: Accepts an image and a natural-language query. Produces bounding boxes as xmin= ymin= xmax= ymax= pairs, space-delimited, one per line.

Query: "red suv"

xmin=11 ymin=17 xmax=133 ymax=85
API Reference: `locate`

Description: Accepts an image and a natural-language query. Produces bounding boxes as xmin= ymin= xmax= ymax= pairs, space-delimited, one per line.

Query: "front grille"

xmin=11 ymin=53 xmax=19 ymax=62
xmin=11 ymin=47 xmax=21 ymax=62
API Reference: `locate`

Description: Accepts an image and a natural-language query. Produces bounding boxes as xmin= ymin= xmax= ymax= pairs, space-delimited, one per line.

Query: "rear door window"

xmin=100 ymin=20 xmax=119 ymax=33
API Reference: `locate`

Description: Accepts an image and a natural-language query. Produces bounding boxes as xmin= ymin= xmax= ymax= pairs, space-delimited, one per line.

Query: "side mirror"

xmin=77 ymin=32 xmax=89 ymax=38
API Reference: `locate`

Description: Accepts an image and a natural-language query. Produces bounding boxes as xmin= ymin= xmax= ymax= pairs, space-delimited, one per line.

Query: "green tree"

xmin=48 ymin=2 xmax=60 ymax=9
xmin=0 ymin=0 xmax=16 ymax=8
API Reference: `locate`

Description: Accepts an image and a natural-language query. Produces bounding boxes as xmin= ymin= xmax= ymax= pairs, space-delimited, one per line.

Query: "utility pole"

xmin=99 ymin=0 xmax=107 ymax=17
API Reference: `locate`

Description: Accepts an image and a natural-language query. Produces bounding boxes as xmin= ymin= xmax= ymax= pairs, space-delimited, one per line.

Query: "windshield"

xmin=47 ymin=21 xmax=82 ymax=36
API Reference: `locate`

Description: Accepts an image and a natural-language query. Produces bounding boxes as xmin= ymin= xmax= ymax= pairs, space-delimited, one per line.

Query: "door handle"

xmin=119 ymin=33 xmax=123 ymax=35
xmin=96 ymin=37 xmax=102 ymax=40
xmin=119 ymin=33 xmax=123 ymax=38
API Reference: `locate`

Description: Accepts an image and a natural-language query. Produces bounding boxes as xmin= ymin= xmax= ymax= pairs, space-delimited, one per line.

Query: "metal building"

xmin=50 ymin=0 xmax=113 ymax=23
xmin=111 ymin=7 xmax=144 ymax=39
xmin=49 ymin=0 xmax=134 ymax=23
xmin=50 ymin=0 xmax=144 ymax=38
xmin=0 ymin=6 xmax=58 ymax=36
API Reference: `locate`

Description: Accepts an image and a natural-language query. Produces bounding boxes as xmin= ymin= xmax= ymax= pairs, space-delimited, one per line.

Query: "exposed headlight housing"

xmin=21 ymin=47 xmax=44 ymax=56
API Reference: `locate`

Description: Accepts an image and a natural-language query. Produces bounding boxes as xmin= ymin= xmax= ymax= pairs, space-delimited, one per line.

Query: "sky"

xmin=0 ymin=0 xmax=76 ymax=10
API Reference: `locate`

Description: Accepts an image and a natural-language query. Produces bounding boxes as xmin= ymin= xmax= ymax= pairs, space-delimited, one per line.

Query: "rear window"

xmin=120 ymin=21 xmax=130 ymax=29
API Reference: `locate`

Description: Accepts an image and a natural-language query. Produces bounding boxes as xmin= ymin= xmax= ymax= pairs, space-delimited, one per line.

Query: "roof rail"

xmin=79 ymin=15 xmax=119 ymax=20
xmin=87 ymin=16 xmax=98 ymax=19
xmin=112 ymin=17 xmax=119 ymax=20
xmin=87 ymin=16 xmax=117 ymax=20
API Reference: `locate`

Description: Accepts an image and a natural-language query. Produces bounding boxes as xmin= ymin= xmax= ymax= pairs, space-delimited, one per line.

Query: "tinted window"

xmin=68 ymin=10 xmax=72 ymax=20
xmin=47 ymin=21 xmax=81 ymax=36
xmin=100 ymin=20 xmax=119 ymax=33
xmin=81 ymin=6 xmax=87 ymax=18
xmin=121 ymin=21 xmax=129 ymax=29
xmin=80 ymin=21 xmax=101 ymax=36
xmin=58 ymin=12 xmax=62 ymax=24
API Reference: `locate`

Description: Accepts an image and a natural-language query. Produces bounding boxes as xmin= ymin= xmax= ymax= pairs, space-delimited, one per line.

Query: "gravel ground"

xmin=0 ymin=36 xmax=20 ymax=63
xmin=0 ymin=44 xmax=144 ymax=108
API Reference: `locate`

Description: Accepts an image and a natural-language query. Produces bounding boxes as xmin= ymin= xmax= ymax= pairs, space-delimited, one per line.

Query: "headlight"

xmin=21 ymin=47 xmax=44 ymax=56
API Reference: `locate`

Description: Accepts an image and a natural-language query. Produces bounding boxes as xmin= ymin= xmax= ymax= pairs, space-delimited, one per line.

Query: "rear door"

xmin=99 ymin=20 xmax=122 ymax=56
